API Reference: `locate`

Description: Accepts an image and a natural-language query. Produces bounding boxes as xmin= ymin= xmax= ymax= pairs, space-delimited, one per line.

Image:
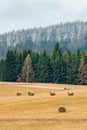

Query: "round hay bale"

xmin=28 ymin=91 xmax=34 ymax=96
xmin=49 ymin=91 xmax=55 ymax=96
xmin=67 ymin=91 xmax=74 ymax=96
xmin=16 ymin=92 xmax=21 ymax=96
xmin=58 ymin=107 xmax=66 ymax=113
xmin=64 ymin=87 xmax=71 ymax=90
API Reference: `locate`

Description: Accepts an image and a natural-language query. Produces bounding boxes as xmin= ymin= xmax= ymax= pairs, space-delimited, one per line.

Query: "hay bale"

xmin=64 ymin=87 xmax=71 ymax=90
xmin=16 ymin=92 xmax=21 ymax=96
xmin=59 ymin=107 xmax=66 ymax=113
xmin=49 ymin=90 xmax=55 ymax=96
xmin=28 ymin=91 xmax=34 ymax=96
xmin=67 ymin=91 xmax=74 ymax=96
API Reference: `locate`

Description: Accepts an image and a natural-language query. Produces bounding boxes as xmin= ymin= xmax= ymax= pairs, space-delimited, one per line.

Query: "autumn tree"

xmin=21 ymin=54 xmax=34 ymax=82
xmin=77 ymin=56 xmax=87 ymax=85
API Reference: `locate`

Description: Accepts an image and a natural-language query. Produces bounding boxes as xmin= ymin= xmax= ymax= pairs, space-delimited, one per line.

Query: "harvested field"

xmin=0 ymin=82 xmax=87 ymax=130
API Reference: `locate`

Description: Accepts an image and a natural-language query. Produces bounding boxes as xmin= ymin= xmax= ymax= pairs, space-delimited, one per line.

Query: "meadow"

xmin=0 ymin=82 xmax=87 ymax=130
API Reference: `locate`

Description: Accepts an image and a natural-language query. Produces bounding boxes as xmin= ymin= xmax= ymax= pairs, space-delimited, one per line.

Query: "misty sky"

xmin=0 ymin=0 xmax=87 ymax=34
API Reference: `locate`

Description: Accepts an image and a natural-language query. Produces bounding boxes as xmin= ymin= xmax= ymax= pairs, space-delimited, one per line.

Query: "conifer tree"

xmin=36 ymin=51 xmax=51 ymax=82
xmin=77 ymin=57 xmax=87 ymax=85
xmin=2 ymin=50 xmax=18 ymax=81
xmin=21 ymin=54 xmax=34 ymax=82
xmin=52 ymin=42 xmax=65 ymax=83
xmin=65 ymin=52 xmax=75 ymax=84
xmin=31 ymin=52 xmax=39 ymax=82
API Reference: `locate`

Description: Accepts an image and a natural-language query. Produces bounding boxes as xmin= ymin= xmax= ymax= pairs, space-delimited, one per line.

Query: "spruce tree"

xmin=52 ymin=42 xmax=65 ymax=83
xmin=36 ymin=51 xmax=51 ymax=82
xmin=2 ymin=50 xmax=18 ymax=81
xmin=0 ymin=59 xmax=4 ymax=80
xmin=31 ymin=52 xmax=39 ymax=82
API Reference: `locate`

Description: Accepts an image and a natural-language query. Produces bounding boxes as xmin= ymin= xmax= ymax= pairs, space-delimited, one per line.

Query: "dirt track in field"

xmin=0 ymin=118 xmax=87 ymax=124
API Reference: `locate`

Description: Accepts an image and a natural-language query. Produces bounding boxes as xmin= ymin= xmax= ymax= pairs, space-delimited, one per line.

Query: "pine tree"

xmin=36 ymin=51 xmax=51 ymax=82
xmin=31 ymin=52 xmax=39 ymax=82
xmin=2 ymin=50 xmax=18 ymax=81
xmin=52 ymin=42 xmax=65 ymax=83
xmin=65 ymin=50 xmax=78 ymax=84
xmin=0 ymin=59 xmax=4 ymax=80
xmin=21 ymin=54 xmax=34 ymax=82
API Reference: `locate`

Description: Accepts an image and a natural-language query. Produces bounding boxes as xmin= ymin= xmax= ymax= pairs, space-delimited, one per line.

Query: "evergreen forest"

xmin=0 ymin=42 xmax=87 ymax=85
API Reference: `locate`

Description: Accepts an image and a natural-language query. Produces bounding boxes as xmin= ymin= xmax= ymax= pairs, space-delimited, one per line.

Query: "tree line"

xmin=0 ymin=42 xmax=87 ymax=85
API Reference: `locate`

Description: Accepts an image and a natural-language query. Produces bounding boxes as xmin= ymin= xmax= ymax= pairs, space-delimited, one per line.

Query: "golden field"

xmin=0 ymin=82 xmax=87 ymax=130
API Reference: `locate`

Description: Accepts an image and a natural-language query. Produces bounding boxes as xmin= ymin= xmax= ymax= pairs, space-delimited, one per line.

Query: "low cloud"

xmin=0 ymin=0 xmax=87 ymax=33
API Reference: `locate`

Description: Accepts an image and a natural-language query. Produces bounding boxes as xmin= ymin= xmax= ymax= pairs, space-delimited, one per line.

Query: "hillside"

xmin=0 ymin=21 xmax=87 ymax=59
xmin=0 ymin=82 xmax=87 ymax=130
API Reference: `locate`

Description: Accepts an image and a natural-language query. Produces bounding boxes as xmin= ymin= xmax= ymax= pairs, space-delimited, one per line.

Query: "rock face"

xmin=0 ymin=21 xmax=87 ymax=59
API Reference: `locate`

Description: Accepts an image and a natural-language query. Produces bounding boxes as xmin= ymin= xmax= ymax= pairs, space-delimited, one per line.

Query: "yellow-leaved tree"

xmin=21 ymin=54 xmax=34 ymax=82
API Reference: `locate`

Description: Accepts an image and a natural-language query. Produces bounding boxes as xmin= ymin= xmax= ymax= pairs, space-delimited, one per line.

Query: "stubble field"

xmin=0 ymin=82 xmax=87 ymax=130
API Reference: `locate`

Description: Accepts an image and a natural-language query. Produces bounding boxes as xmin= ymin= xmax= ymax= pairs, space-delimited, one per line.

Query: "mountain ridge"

xmin=0 ymin=21 xmax=87 ymax=59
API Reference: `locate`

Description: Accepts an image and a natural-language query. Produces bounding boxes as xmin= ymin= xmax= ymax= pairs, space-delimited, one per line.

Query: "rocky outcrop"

xmin=0 ymin=21 xmax=87 ymax=59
